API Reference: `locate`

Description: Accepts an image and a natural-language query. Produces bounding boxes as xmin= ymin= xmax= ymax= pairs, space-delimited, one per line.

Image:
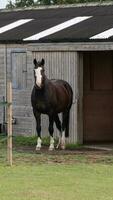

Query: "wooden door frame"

xmin=77 ymin=52 xmax=84 ymax=144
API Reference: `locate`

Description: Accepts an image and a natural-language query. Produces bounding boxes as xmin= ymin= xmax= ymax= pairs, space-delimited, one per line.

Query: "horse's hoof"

xmin=36 ymin=146 xmax=41 ymax=151
xmin=56 ymin=142 xmax=61 ymax=149
xmin=56 ymin=144 xmax=59 ymax=149
xmin=49 ymin=147 xmax=54 ymax=151
xmin=61 ymin=145 xmax=65 ymax=150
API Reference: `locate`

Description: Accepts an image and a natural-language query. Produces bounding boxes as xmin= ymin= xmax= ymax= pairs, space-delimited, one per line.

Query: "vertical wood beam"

xmin=7 ymin=81 xmax=12 ymax=166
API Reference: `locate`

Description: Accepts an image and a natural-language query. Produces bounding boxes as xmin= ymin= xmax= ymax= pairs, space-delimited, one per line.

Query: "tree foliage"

xmin=6 ymin=0 xmax=109 ymax=8
xmin=6 ymin=0 xmax=35 ymax=8
xmin=15 ymin=0 xmax=35 ymax=7
xmin=6 ymin=1 xmax=15 ymax=9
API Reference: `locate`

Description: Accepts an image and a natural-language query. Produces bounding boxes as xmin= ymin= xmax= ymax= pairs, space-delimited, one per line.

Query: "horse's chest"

xmin=36 ymin=100 xmax=46 ymax=110
xmin=35 ymin=96 xmax=49 ymax=113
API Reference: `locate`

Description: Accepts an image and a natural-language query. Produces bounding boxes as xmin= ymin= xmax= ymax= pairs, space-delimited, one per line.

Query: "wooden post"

xmin=7 ymin=81 xmax=12 ymax=166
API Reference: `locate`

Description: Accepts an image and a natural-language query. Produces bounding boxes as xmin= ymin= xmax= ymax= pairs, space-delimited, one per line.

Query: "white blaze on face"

xmin=34 ymin=67 xmax=42 ymax=88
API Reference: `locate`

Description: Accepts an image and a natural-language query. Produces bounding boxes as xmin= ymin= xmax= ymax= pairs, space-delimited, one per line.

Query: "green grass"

xmin=1 ymin=135 xmax=82 ymax=149
xmin=1 ymin=136 xmax=113 ymax=200
xmin=0 ymin=163 xmax=113 ymax=200
xmin=13 ymin=135 xmax=58 ymax=146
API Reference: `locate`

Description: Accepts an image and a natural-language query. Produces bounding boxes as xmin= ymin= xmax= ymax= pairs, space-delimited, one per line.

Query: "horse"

xmin=31 ymin=58 xmax=73 ymax=150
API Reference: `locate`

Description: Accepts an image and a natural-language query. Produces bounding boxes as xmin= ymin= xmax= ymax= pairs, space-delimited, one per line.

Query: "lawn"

xmin=0 ymin=136 xmax=113 ymax=200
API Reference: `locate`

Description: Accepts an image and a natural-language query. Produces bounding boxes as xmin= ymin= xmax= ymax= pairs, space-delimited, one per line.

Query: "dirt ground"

xmin=14 ymin=144 xmax=113 ymax=165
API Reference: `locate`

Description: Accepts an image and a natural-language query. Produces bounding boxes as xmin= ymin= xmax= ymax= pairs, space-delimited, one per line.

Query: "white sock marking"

xmin=61 ymin=131 xmax=65 ymax=150
xmin=36 ymin=137 xmax=42 ymax=150
xmin=49 ymin=137 xmax=54 ymax=150
xmin=56 ymin=135 xmax=61 ymax=149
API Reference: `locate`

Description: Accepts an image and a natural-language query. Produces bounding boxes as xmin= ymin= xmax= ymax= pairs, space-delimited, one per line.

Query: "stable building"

xmin=0 ymin=3 xmax=113 ymax=143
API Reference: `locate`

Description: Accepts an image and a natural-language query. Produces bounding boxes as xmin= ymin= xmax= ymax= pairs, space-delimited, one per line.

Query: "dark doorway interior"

xmin=83 ymin=51 xmax=113 ymax=142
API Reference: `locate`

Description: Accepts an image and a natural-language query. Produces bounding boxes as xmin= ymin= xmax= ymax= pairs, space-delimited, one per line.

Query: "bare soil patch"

xmin=13 ymin=144 xmax=113 ymax=165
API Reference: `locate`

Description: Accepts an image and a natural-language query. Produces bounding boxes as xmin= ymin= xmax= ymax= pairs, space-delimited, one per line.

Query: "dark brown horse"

xmin=31 ymin=58 xmax=73 ymax=150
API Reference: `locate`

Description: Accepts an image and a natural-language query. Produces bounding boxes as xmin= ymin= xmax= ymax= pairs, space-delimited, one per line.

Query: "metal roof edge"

xmin=1 ymin=1 xmax=113 ymax=13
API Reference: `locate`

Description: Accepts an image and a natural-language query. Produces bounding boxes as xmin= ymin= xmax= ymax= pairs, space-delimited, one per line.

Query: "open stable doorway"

xmin=83 ymin=51 xmax=113 ymax=142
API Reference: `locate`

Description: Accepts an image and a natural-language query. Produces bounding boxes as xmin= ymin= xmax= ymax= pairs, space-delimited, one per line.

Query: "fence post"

xmin=7 ymin=81 xmax=12 ymax=166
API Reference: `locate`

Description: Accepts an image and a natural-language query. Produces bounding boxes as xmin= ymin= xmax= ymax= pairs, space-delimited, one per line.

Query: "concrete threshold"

xmin=84 ymin=145 xmax=113 ymax=151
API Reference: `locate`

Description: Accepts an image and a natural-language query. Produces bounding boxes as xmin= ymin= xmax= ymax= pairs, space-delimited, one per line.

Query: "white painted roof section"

xmin=23 ymin=16 xmax=92 ymax=41
xmin=90 ymin=28 xmax=113 ymax=39
xmin=0 ymin=19 xmax=33 ymax=34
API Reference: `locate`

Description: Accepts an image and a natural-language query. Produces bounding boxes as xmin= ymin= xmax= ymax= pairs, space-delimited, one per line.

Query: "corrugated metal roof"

xmin=0 ymin=5 xmax=113 ymax=43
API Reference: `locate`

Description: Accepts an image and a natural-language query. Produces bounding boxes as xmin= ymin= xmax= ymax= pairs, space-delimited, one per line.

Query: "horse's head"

xmin=33 ymin=58 xmax=45 ymax=89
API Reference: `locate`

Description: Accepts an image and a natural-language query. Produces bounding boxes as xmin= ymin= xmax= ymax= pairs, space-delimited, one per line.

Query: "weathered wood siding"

xmin=32 ymin=51 xmax=78 ymax=143
xmin=5 ymin=45 xmax=33 ymax=136
xmin=0 ymin=46 xmax=6 ymax=124
xmin=0 ymin=43 xmax=79 ymax=144
xmin=0 ymin=42 xmax=112 ymax=143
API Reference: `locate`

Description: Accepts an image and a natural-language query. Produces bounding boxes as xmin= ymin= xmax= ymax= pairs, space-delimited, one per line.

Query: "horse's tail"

xmin=63 ymin=82 xmax=73 ymax=138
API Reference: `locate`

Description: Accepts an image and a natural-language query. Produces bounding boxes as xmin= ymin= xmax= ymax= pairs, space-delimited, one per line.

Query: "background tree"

xmin=6 ymin=0 xmax=15 ymax=9
xmin=39 ymin=0 xmax=51 ymax=5
xmin=6 ymin=0 xmax=35 ymax=8
xmin=15 ymin=0 xmax=35 ymax=7
xmin=6 ymin=0 xmax=109 ymax=8
xmin=52 ymin=0 xmax=108 ymax=3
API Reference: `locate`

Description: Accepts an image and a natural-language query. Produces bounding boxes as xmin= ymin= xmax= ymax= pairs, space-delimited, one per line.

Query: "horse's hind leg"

xmin=48 ymin=116 xmax=55 ymax=151
xmin=61 ymin=110 xmax=70 ymax=150
xmin=54 ymin=115 xmax=62 ymax=149
xmin=33 ymin=110 xmax=42 ymax=150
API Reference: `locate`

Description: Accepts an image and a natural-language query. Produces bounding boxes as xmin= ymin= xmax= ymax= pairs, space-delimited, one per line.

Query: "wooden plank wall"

xmin=32 ymin=51 xmax=78 ymax=143
xmin=0 ymin=44 xmax=79 ymax=143
xmin=0 ymin=46 xmax=6 ymax=124
xmin=6 ymin=45 xmax=33 ymax=136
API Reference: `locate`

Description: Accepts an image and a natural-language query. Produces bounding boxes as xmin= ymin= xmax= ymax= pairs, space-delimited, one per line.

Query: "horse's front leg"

xmin=48 ymin=116 xmax=55 ymax=151
xmin=34 ymin=110 xmax=42 ymax=150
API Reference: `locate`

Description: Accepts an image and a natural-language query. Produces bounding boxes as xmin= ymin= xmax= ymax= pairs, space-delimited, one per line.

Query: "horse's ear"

xmin=41 ymin=58 xmax=45 ymax=66
xmin=33 ymin=58 xmax=37 ymax=66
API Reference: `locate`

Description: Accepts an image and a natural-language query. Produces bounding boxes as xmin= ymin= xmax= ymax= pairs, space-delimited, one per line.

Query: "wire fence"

xmin=0 ymin=102 xmax=12 ymax=106
xmin=0 ymin=81 xmax=12 ymax=166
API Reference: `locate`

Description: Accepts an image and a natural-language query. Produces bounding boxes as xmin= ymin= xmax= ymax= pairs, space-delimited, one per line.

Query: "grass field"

xmin=1 ymin=136 xmax=113 ymax=200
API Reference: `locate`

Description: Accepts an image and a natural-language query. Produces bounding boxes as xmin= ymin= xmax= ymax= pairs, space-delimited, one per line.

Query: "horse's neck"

xmin=35 ymin=76 xmax=49 ymax=93
xmin=44 ymin=76 xmax=49 ymax=84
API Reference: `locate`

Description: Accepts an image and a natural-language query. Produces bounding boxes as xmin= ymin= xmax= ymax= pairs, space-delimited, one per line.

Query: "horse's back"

xmin=50 ymin=79 xmax=73 ymax=108
xmin=51 ymin=79 xmax=73 ymax=94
